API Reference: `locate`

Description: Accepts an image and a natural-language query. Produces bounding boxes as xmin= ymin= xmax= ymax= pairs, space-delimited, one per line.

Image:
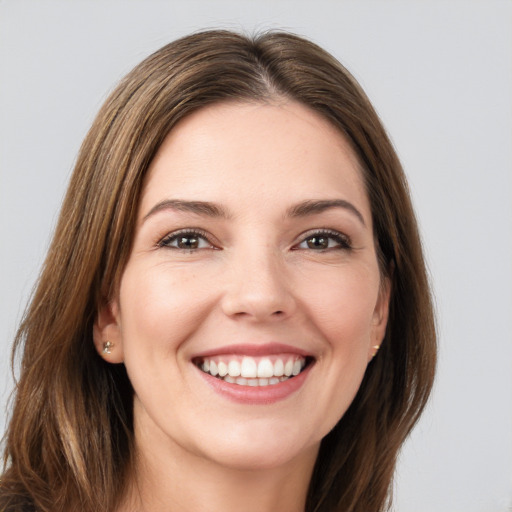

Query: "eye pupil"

xmin=178 ymin=236 xmax=199 ymax=249
xmin=307 ymin=236 xmax=328 ymax=249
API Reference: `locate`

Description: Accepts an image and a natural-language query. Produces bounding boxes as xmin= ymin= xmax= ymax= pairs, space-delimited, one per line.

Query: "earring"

xmin=372 ymin=344 xmax=380 ymax=358
xmin=102 ymin=341 xmax=114 ymax=354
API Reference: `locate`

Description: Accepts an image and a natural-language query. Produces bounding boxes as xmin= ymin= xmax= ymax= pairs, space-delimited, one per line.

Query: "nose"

xmin=220 ymin=247 xmax=296 ymax=322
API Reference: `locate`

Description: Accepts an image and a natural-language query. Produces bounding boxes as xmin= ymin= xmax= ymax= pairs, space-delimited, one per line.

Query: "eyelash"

xmin=157 ymin=228 xmax=351 ymax=252
xmin=157 ymin=229 xmax=215 ymax=251
xmin=293 ymin=229 xmax=352 ymax=252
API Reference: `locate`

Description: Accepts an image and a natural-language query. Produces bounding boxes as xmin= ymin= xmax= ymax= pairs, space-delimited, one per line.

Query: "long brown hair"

xmin=1 ymin=30 xmax=436 ymax=512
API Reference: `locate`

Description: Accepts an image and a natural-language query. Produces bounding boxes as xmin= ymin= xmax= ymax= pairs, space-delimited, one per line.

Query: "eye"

xmin=158 ymin=230 xmax=215 ymax=251
xmin=295 ymin=230 xmax=351 ymax=251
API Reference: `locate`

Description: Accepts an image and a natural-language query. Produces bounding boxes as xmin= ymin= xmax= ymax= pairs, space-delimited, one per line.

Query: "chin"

xmin=208 ymin=444 xmax=318 ymax=473
xmin=192 ymin=420 xmax=322 ymax=472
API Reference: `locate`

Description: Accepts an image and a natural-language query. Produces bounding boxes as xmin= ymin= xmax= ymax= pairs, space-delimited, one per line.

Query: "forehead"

xmin=141 ymin=100 xmax=370 ymax=219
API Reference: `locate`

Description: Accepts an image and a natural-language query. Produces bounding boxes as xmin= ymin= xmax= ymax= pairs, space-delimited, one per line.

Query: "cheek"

xmin=118 ymin=263 xmax=215 ymax=354
xmin=297 ymin=266 xmax=379 ymax=350
xmin=287 ymin=267 xmax=381 ymax=440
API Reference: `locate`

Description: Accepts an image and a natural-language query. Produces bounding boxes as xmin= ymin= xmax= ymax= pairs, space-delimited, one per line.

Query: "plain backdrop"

xmin=1 ymin=1 xmax=511 ymax=511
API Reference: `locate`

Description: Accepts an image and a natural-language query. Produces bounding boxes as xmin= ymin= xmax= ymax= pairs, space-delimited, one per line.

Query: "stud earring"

xmin=102 ymin=341 xmax=114 ymax=354
xmin=372 ymin=344 xmax=380 ymax=358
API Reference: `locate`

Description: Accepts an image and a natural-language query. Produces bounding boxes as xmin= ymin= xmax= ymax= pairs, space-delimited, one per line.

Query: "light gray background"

xmin=1 ymin=1 xmax=511 ymax=511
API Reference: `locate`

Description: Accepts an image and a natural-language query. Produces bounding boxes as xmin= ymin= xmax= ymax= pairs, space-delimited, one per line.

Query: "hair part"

xmin=1 ymin=29 xmax=436 ymax=512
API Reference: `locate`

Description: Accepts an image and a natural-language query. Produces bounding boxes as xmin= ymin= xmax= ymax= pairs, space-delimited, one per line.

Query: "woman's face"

xmin=96 ymin=100 xmax=389 ymax=472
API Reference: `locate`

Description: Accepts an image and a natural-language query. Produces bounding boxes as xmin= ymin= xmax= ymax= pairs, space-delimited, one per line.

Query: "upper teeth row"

xmin=200 ymin=356 xmax=306 ymax=379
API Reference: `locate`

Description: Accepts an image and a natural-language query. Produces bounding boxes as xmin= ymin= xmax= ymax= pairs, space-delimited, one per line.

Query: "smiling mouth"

xmin=194 ymin=355 xmax=313 ymax=387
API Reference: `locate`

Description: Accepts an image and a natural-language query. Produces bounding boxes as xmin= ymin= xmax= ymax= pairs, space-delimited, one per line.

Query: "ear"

xmin=368 ymin=276 xmax=391 ymax=362
xmin=93 ymin=299 xmax=124 ymax=364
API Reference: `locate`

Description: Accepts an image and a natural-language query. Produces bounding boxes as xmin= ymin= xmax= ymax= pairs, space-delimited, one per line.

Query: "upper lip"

xmin=191 ymin=342 xmax=314 ymax=359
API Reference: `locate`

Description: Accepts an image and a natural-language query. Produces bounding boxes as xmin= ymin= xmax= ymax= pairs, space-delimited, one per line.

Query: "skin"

xmin=94 ymin=100 xmax=390 ymax=512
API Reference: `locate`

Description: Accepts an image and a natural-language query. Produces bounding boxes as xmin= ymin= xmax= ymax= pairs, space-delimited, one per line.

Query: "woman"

xmin=0 ymin=30 xmax=436 ymax=512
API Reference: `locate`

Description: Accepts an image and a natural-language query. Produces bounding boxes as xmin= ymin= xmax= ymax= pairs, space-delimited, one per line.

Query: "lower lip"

xmin=197 ymin=364 xmax=313 ymax=405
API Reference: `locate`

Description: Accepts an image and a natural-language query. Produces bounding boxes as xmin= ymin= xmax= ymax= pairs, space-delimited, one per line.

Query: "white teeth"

xmin=240 ymin=357 xmax=258 ymax=378
xmin=228 ymin=360 xmax=241 ymax=377
xmin=257 ymin=358 xmax=274 ymax=378
xmin=217 ymin=361 xmax=228 ymax=377
xmin=274 ymin=359 xmax=284 ymax=376
xmin=198 ymin=354 xmax=309 ymax=385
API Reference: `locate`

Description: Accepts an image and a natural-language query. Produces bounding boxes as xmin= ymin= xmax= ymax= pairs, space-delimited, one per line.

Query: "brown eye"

xmin=306 ymin=236 xmax=329 ymax=250
xmin=159 ymin=230 xmax=213 ymax=250
xmin=176 ymin=235 xmax=200 ymax=249
xmin=296 ymin=230 xmax=352 ymax=251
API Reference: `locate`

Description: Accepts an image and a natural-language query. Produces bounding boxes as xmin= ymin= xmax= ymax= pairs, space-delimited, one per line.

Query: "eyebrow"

xmin=143 ymin=199 xmax=230 ymax=221
xmin=287 ymin=199 xmax=366 ymax=226
xmin=143 ymin=198 xmax=365 ymax=226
